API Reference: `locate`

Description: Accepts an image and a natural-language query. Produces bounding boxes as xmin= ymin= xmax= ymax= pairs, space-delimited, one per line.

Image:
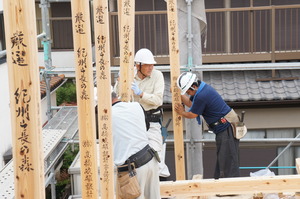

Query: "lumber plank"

xmin=93 ymin=0 xmax=115 ymax=198
xmin=166 ymin=0 xmax=185 ymax=180
xmin=118 ymin=0 xmax=135 ymax=102
xmin=3 ymin=0 xmax=45 ymax=198
xmin=71 ymin=1 xmax=99 ymax=198
xmin=160 ymin=175 xmax=300 ymax=197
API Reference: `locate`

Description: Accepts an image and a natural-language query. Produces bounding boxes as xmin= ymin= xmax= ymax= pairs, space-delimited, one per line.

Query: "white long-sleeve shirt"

xmin=111 ymin=101 xmax=149 ymax=166
xmin=133 ymin=69 xmax=164 ymax=111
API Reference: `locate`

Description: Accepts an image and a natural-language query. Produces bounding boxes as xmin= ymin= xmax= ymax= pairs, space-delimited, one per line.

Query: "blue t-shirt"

xmin=189 ymin=82 xmax=231 ymax=134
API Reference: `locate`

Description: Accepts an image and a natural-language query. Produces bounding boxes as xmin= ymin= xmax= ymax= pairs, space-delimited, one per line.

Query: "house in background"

xmin=1 ymin=0 xmax=300 ymax=180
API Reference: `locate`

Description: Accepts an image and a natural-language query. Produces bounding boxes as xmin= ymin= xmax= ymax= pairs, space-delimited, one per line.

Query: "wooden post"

xmin=118 ymin=0 xmax=135 ymax=102
xmin=3 ymin=0 xmax=45 ymax=198
xmin=166 ymin=0 xmax=186 ymax=180
xmin=71 ymin=1 xmax=99 ymax=198
xmin=93 ymin=0 xmax=115 ymax=198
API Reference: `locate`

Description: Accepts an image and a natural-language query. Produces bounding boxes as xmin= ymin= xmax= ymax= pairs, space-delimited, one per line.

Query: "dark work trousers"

xmin=214 ymin=125 xmax=240 ymax=179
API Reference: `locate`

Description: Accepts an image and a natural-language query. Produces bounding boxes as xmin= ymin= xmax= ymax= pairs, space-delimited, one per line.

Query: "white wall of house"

xmin=0 ymin=62 xmax=12 ymax=169
xmin=38 ymin=51 xmax=75 ymax=69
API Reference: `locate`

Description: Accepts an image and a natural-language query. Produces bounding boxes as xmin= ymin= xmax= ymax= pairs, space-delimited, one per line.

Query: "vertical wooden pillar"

xmin=3 ymin=0 xmax=45 ymax=198
xmin=93 ymin=0 xmax=115 ymax=198
xmin=118 ymin=0 xmax=135 ymax=102
xmin=71 ymin=1 xmax=99 ymax=198
xmin=166 ymin=0 xmax=186 ymax=180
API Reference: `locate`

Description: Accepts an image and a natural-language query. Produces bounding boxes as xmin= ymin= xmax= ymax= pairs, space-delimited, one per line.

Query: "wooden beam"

xmin=3 ymin=0 xmax=45 ymax=198
xmin=160 ymin=175 xmax=300 ymax=197
xmin=166 ymin=0 xmax=185 ymax=180
xmin=71 ymin=1 xmax=99 ymax=198
xmin=93 ymin=0 xmax=114 ymax=198
xmin=118 ymin=0 xmax=135 ymax=102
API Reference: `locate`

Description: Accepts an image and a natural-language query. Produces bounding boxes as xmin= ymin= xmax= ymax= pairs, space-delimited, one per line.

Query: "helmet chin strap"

xmin=138 ymin=63 xmax=147 ymax=78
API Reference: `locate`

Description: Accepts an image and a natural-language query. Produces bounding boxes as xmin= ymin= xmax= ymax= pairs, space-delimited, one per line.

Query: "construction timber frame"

xmin=2 ymin=0 xmax=300 ymax=199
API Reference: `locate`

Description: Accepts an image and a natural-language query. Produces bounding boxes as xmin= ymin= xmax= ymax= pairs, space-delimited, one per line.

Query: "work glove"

xmin=131 ymin=82 xmax=142 ymax=95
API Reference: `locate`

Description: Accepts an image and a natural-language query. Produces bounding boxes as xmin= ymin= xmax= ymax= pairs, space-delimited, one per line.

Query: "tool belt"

xmin=209 ymin=109 xmax=247 ymax=139
xmin=117 ymin=144 xmax=155 ymax=172
xmin=209 ymin=117 xmax=228 ymax=128
xmin=224 ymin=109 xmax=247 ymax=139
xmin=117 ymin=161 xmax=141 ymax=199
xmin=145 ymin=107 xmax=162 ymax=123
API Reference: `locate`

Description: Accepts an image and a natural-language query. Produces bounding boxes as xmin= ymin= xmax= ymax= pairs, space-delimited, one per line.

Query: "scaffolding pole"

xmin=40 ymin=0 xmax=53 ymax=121
xmin=186 ymin=0 xmax=193 ymax=70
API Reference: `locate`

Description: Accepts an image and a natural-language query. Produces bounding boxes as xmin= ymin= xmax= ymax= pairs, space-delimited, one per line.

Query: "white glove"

xmin=131 ymin=82 xmax=142 ymax=95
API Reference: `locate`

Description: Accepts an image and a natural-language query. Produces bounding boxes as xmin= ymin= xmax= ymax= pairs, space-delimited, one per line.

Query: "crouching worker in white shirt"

xmin=111 ymin=90 xmax=161 ymax=199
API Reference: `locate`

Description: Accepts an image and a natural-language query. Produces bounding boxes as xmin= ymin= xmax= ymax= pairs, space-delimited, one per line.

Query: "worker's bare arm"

xmin=181 ymin=95 xmax=192 ymax=107
xmin=174 ymin=103 xmax=198 ymax=119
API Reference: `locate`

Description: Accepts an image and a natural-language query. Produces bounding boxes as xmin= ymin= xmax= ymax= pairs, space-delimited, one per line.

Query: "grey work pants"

xmin=214 ymin=125 xmax=240 ymax=179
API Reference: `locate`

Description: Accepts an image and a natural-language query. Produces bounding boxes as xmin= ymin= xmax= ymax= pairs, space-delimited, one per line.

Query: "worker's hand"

xmin=174 ymin=103 xmax=184 ymax=115
xmin=131 ymin=82 xmax=142 ymax=96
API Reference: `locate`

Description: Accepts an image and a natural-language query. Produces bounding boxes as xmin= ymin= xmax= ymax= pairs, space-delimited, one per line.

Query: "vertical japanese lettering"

xmin=122 ymin=25 xmax=131 ymax=64
xmin=172 ymin=76 xmax=181 ymax=126
xmin=96 ymin=35 xmax=108 ymax=80
xmin=100 ymin=111 xmax=110 ymax=183
xmin=15 ymin=88 xmax=33 ymax=171
xmin=169 ymin=20 xmax=177 ymax=52
xmin=123 ymin=0 xmax=131 ymax=16
xmin=75 ymin=12 xmax=86 ymax=34
xmin=83 ymin=150 xmax=93 ymax=197
xmin=95 ymin=6 xmax=105 ymax=24
xmin=77 ymin=47 xmax=89 ymax=100
xmin=10 ymin=31 xmax=28 ymax=66
xmin=168 ymin=0 xmax=175 ymax=12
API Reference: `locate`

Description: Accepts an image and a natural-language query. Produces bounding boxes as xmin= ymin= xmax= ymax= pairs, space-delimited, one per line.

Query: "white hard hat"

xmin=134 ymin=48 xmax=157 ymax=64
xmin=177 ymin=72 xmax=197 ymax=95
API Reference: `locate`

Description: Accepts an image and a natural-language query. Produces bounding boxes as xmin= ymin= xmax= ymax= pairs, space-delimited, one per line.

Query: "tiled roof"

xmin=163 ymin=69 xmax=300 ymax=104
xmin=40 ymin=74 xmax=65 ymax=99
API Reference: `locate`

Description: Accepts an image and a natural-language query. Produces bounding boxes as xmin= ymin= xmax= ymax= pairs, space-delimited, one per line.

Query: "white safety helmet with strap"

xmin=177 ymin=72 xmax=197 ymax=95
xmin=134 ymin=48 xmax=157 ymax=64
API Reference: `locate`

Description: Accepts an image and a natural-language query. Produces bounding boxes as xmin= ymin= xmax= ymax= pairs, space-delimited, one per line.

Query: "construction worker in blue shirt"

xmin=175 ymin=72 xmax=240 ymax=179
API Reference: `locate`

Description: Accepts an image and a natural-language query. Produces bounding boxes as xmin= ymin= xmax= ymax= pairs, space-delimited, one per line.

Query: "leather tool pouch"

xmin=230 ymin=122 xmax=247 ymax=139
xmin=224 ymin=109 xmax=247 ymax=139
xmin=117 ymin=161 xmax=141 ymax=199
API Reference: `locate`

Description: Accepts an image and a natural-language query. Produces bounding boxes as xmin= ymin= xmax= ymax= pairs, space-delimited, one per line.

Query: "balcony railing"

xmin=37 ymin=4 xmax=300 ymax=66
xmin=203 ymin=5 xmax=300 ymax=63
